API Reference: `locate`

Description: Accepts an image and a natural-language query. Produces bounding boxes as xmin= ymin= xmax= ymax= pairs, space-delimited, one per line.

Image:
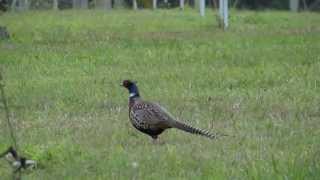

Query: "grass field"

xmin=0 ymin=9 xmax=320 ymax=179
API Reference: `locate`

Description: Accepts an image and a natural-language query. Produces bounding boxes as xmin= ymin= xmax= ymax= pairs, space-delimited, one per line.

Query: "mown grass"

xmin=0 ymin=9 xmax=320 ymax=179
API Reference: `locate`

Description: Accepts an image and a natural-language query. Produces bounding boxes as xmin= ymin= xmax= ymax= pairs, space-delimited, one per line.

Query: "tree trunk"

xmin=194 ymin=0 xmax=199 ymax=9
xmin=53 ymin=0 xmax=59 ymax=10
xmin=309 ymin=0 xmax=320 ymax=10
xmin=218 ymin=0 xmax=228 ymax=29
xmin=302 ymin=0 xmax=308 ymax=10
xmin=219 ymin=0 xmax=223 ymax=17
xmin=95 ymin=0 xmax=112 ymax=9
xmin=73 ymin=0 xmax=88 ymax=9
xmin=73 ymin=0 xmax=78 ymax=8
xmin=114 ymin=0 xmax=125 ymax=8
xmin=222 ymin=0 xmax=228 ymax=29
xmin=11 ymin=0 xmax=17 ymax=11
xmin=211 ymin=0 xmax=217 ymax=9
xmin=11 ymin=0 xmax=30 ymax=11
xmin=133 ymin=0 xmax=137 ymax=10
xmin=232 ymin=0 xmax=238 ymax=8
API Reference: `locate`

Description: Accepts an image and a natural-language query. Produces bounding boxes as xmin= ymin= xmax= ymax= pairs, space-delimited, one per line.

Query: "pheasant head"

xmin=121 ymin=80 xmax=140 ymax=98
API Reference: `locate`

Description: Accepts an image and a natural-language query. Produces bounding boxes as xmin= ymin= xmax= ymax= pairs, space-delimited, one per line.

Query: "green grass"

xmin=0 ymin=9 xmax=320 ymax=179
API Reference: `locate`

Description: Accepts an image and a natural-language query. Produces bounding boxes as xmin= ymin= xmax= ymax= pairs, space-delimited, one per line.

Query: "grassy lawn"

xmin=0 ymin=9 xmax=320 ymax=179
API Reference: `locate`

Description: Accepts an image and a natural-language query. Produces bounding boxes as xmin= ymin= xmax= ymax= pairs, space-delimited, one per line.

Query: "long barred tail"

xmin=171 ymin=120 xmax=221 ymax=139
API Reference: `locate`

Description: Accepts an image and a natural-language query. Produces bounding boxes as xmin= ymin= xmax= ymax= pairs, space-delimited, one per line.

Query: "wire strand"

xmin=0 ymin=72 xmax=23 ymax=180
xmin=0 ymin=72 xmax=19 ymax=153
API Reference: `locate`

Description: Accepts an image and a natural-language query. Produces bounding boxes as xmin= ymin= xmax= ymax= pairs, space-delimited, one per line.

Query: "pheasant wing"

xmin=131 ymin=101 xmax=174 ymax=129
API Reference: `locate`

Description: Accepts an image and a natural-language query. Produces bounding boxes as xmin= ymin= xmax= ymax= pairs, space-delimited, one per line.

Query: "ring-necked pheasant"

xmin=121 ymin=80 xmax=222 ymax=141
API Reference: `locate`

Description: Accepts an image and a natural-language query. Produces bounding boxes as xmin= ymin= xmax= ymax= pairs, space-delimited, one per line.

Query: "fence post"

xmin=200 ymin=0 xmax=205 ymax=16
xmin=180 ymin=0 xmax=184 ymax=10
xmin=289 ymin=0 xmax=299 ymax=12
xmin=153 ymin=0 xmax=157 ymax=10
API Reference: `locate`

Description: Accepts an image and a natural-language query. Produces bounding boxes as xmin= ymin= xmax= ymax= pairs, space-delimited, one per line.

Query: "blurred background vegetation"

xmin=0 ymin=0 xmax=320 ymax=11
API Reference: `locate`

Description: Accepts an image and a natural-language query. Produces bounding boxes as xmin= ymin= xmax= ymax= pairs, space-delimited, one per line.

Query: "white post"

xmin=179 ymin=0 xmax=184 ymax=10
xmin=200 ymin=0 xmax=205 ymax=17
xmin=133 ymin=0 xmax=137 ymax=10
xmin=114 ymin=0 xmax=125 ymax=8
xmin=73 ymin=0 xmax=88 ymax=9
xmin=219 ymin=0 xmax=228 ymax=29
xmin=11 ymin=0 xmax=17 ymax=11
xmin=153 ymin=0 xmax=157 ymax=10
xmin=53 ymin=0 xmax=59 ymax=10
xmin=290 ymin=0 xmax=299 ymax=12
xmin=223 ymin=0 xmax=228 ymax=29
xmin=95 ymin=0 xmax=112 ymax=10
